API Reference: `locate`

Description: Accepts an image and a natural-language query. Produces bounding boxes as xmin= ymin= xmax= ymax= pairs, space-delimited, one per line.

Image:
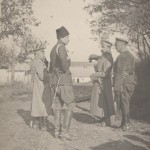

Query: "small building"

xmin=71 ymin=62 xmax=95 ymax=83
xmin=0 ymin=63 xmax=31 ymax=85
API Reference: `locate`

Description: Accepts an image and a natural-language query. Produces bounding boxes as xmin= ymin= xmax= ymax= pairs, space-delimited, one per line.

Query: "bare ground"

xmin=0 ymin=97 xmax=150 ymax=150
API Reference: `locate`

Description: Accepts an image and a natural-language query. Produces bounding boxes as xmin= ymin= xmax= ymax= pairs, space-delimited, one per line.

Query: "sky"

xmin=32 ymin=0 xmax=101 ymax=62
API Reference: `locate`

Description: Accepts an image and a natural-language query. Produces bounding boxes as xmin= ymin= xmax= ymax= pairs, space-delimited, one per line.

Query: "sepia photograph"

xmin=0 ymin=0 xmax=150 ymax=149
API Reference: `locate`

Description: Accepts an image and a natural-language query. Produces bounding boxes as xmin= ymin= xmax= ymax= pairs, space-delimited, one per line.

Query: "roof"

xmin=71 ymin=62 xmax=95 ymax=67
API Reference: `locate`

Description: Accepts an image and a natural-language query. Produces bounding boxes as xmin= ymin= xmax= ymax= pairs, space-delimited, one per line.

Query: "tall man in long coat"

xmin=114 ymin=38 xmax=136 ymax=131
xmin=50 ymin=26 xmax=75 ymax=140
xmin=89 ymin=40 xmax=115 ymax=126
xmin=30 ymin=47 xmax=52 ymax=130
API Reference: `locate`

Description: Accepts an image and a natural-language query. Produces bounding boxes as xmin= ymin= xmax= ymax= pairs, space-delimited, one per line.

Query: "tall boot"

xmin=126 ymin=114 xmax=132 ymax=131
xmin=105 ymin=117 xmax=111 ymax=127
xmin=122 ymin=115 xmax=128 ymax=132
xmin=120 ymin=108 xmax=125 ymax=128
xmin=61 ymin=110 xmax=72 ymax=140
xmin=54 ymin=110 xmax=61 ymax=138
xmin=39 ymin=116 xmax=48 ymax=131
xmin=39 ymin=117 xmax=42 ymax=130
xmin=32 ymin=117 xmax=39 ymax=129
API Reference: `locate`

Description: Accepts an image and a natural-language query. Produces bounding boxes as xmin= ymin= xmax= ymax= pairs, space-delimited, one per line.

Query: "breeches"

xmin=54 ymin=96 xmax=75 ymax=111
xmin=120 ymin=84 xmax=135 ymax=116
xmin=52 ymin=85 xmax=75 ymax=111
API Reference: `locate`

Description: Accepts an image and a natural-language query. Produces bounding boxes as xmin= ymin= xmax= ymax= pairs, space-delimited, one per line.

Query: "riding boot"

xmin=120 ymin=108 xmax=125 ymax=128
xmin=39 ymin=117 xmax=42 ymax=130
xmin=42 ymin=116 xmax=48 ymax=131
xmin=61 ymin=110 xmax=73 ymax=140
xmin=54 ymin=110 xmax=61 ymax=138
xmin=122 ymin=115 xmax=128 ymax=131
xmin=105 ymin=117 xmax=111 ymax=127
xmin=32 ymin=117 xmax=39 ymax=129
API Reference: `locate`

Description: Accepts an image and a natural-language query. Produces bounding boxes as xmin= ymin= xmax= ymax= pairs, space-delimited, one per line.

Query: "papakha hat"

xmin=56 ymin=26 xmax=69 ymax=39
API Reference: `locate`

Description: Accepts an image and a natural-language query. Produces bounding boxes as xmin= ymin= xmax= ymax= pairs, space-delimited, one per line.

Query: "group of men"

xmin=89 ymin=38 xmax=136 ymax=132
xmin=30 ymin=26 xmax=75 ymax=140
xmin=30 ymin=26 xmax=136 ymax=141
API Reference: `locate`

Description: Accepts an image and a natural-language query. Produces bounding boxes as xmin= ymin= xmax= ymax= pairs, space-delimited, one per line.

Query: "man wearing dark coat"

xmin=50 ymin=26 xmax=75 ymax=140
xmin=114 ymin=38 xmax=136 ymax=131
xmin=89 ymin=40 xmax=115 ymax=126
xmin=101 ymin=41 xmax=115 ymax=126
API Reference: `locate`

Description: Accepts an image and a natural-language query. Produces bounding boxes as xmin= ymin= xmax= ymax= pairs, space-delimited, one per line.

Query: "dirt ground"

xmin=0 ymin=93 xmax=150 ymax=150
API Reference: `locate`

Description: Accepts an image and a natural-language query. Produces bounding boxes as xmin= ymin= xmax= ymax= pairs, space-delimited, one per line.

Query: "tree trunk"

xmin=137 ymin=33 xmax=143 ymax=60
xmin=143 ymin=35 xmax=150 ymax=53
xmin=142 ymin=36 xmax=147 ymax=61
xmin=11 ymin=57 xmax=15 ymax=83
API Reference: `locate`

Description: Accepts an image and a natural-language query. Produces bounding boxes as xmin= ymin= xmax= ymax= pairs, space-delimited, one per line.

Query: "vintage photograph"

xmin=0 ymin=0 xmax=150 ymax=150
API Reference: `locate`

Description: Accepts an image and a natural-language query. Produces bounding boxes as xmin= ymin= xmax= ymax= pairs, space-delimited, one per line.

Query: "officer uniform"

xmin=50 ymin=26 xmax=75 ymax=140
xmin=89 ymin=41 xmax=115 ymax=126
xmin=30 ymin=48 xmax=52 ymax=130
xmin=114 ymin=38 xmax=136 ymax=131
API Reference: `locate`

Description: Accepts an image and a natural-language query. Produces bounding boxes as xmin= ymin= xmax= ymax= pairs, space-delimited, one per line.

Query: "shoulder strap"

xmin=56 ymin=44 xmax=62 ymax=56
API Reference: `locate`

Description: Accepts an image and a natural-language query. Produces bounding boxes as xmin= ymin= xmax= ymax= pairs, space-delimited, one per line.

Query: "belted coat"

xmin=90 ymin=52 xmax=115 ymax=118
xmin=31 ymin=58 xmax=52 ymax=117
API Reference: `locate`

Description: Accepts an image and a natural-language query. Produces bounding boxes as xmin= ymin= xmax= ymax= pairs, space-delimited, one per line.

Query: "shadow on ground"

xmin=76 ymin=105 xmax=90 ymax=113
xmin=17 ymin=109 xmax=55 ymax=131
xmin=124 ymin=135 xmax=150 ymax=149
xmin=90 ymin=140 xmax=147 ymax=150
xmin=73 ymin=112 xmax=97 ymax=124
xmin=17 ymin=109 xmax=31 ymax=126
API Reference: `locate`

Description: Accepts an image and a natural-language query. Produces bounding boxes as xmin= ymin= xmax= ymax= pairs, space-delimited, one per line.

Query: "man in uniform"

xmin=89 ymin=40 xmax=115 ymax=126
xmin=30 ymin=47 xmax=52 ymax=131
xmin=50 ymin=26 xmax=75 ymax=140
xmin=101 ymin=40 xmax=115 ymax=126
xmin=114 ymin=38 xmax=136 ymax=131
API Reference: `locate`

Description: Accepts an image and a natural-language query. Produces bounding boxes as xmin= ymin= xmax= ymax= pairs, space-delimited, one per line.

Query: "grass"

xmin=0 ymin=81 xmax=149 ymax=124
xmin=0 ymin=81 xmax=32 ymax=103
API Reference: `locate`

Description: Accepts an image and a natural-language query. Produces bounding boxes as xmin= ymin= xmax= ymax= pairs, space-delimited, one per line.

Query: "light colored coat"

xmin=31 ymin=58 xmax=52 ymax=117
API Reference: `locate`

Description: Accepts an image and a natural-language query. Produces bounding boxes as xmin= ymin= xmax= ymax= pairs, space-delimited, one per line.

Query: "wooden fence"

xmin=0 ymin=69 xmax=31 ymax=85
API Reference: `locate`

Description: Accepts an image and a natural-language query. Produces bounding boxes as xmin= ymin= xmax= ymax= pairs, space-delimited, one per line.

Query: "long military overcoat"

xmin=102 ymin=52 xmax=115 ymax=117
xmin=90 ymin=52 xmax=115 ymax=118
xmin=31 ymin=58 xmax=52 ymax=117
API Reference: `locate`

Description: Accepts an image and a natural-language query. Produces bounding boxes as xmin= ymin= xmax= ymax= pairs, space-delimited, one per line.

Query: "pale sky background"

xmin=32 ymin=0 xmax=103 ymax=62
xmin=32 ymin=0 xmax=121 ymax=62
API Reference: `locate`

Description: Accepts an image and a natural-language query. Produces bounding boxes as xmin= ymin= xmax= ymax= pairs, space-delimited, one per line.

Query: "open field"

xmin=0 ymin=82 xmax=150 ymax=150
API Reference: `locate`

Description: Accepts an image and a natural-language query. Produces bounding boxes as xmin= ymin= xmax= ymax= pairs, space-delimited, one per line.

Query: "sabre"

xmin=51 ymin=72 xmax=61 ymax=111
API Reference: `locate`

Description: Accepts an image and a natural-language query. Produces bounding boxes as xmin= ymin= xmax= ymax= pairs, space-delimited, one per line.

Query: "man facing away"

xmin=50 ymin=26 xmax=75 ymax=140
xmin=30 ymin=47 xmax=52 ymax=131
xmin=114 ymin=37 xmax=136 ymax=131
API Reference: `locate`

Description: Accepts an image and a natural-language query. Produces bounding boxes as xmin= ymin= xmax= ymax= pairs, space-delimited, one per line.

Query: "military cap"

xmin=33 ymin=42 xmax=45 ymax=52
xmin=115 ymin=37 xmax=128 ymax=44
xmin=33 ymin=47 xmax=44 ymax=52
xmin=56 ymin=26 xmax=69 ymax=39
xmin=102 ymin=40 xmax=113 ymax=46
xmin=88 ymin=54 xmax=100 ymax=62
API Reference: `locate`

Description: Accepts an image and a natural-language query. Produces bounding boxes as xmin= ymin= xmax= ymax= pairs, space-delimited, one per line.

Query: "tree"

xmin=0 ymin=0 xmax=40 ymax=38
xmin=85 ymin=0 xmax=150 ymax=60
xmin=0 ymin=41 xmax=10 ymax=68
xmin=0 ymin=0 xmax=43 ymax=82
